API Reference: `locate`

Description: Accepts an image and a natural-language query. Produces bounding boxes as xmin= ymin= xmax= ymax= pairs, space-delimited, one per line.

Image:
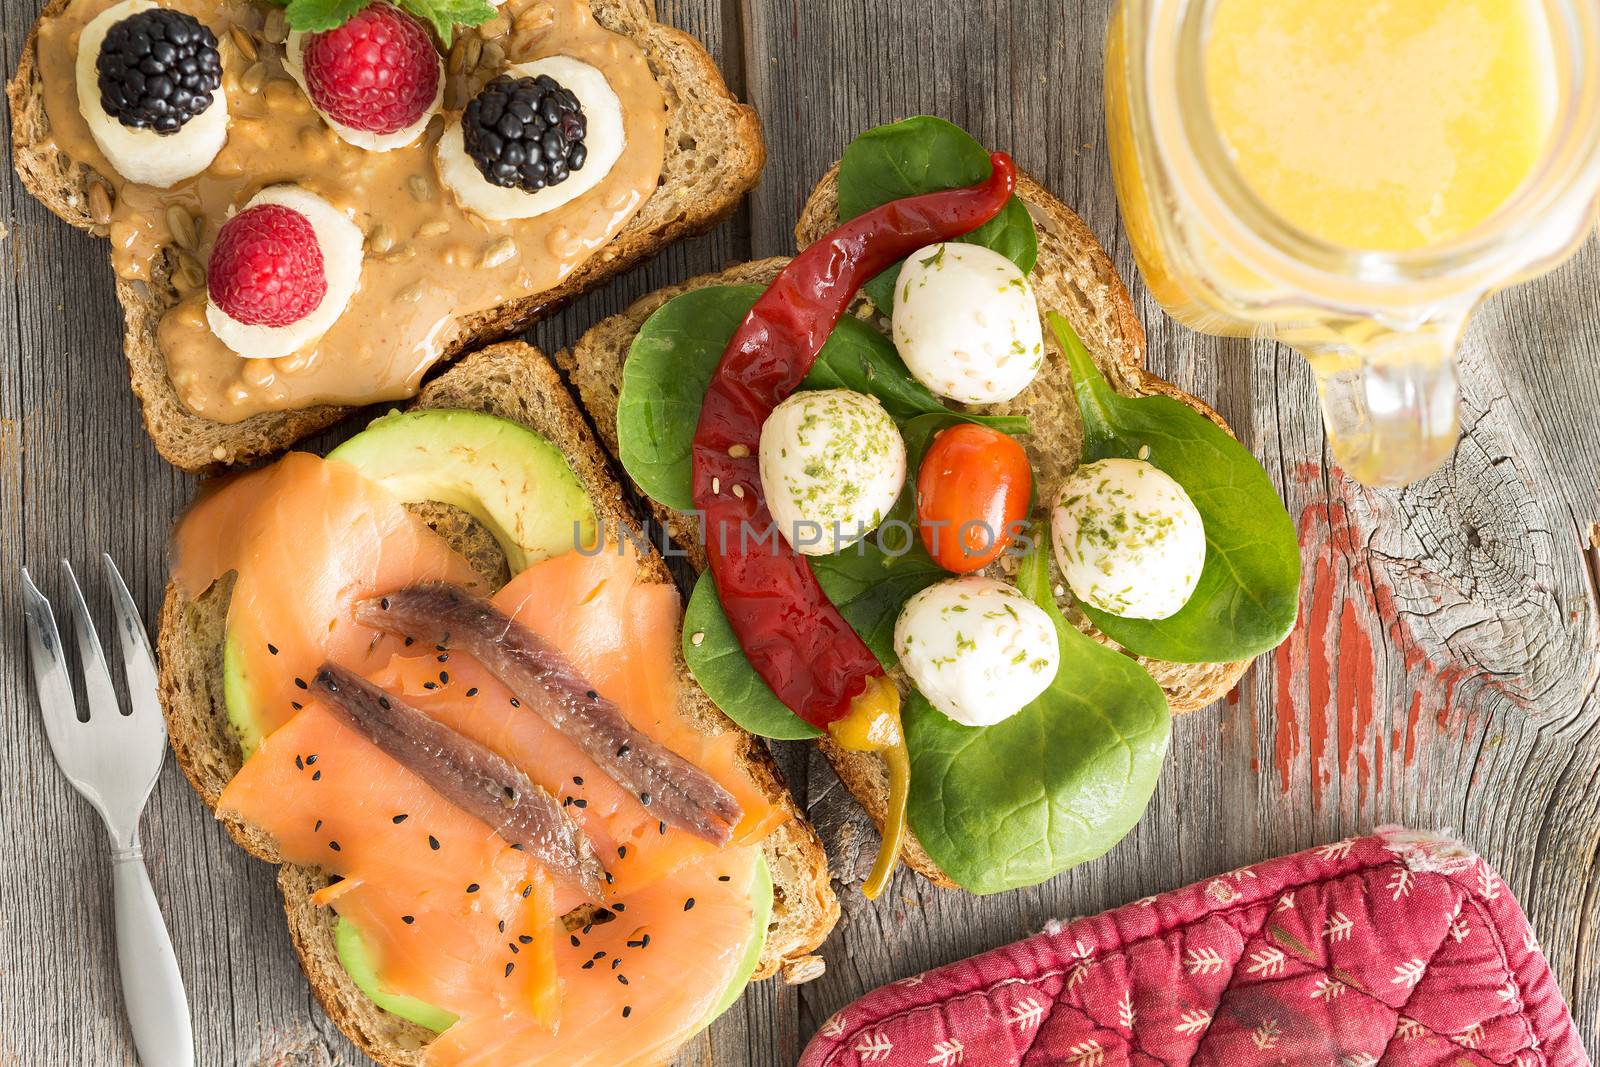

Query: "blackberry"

xmin=96 ymin=8 xmax=222 ymax=135
xmin=462 ymin=74 xmax=588 ymax=194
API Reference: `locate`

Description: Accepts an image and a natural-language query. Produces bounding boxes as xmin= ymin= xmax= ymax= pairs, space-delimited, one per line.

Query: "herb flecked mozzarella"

xmin=757 ymin=389 xmax=906 ymax=555
xmin=1051 ymin=457 xmax=1206 ymax=620
xmin=893 ymin=576 xmax=1059 ymax=727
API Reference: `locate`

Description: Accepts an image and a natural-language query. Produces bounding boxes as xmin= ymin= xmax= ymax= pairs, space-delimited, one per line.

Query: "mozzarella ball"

xmin=890 ymin=242 xmax=1044 ymax=404
xmin=75 ymin=0 xmax=228 ymax=188
xmin=438 ymin=56 xmax=625 ymax=222
xmin=1051 ymin=458 xmax=1206 ymax=619
xmin=893 ymin=576 xmax=1059 ymax=727
xmin=758 ymin=389 xmax=905 ymax=556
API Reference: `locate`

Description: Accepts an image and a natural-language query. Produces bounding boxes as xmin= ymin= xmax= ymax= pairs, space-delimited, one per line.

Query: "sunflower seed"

xmin=229 ymin=27 xmax=258 ymax=62
xmin=87 ymin=182 xmax=113 ymax=226
xmin=367 ymin=223 xmax=396 ymax=254
xmin=165 ymin=206 xmax=198 ymax=251
xmin=416 ymin=219 xmax=451 ymax=238
xmin=479 ymin=237 xmax=518 ymax=269
xmin=407 ymin=174 xmax=434 ymax=203
xmin=262 ymin=7 xmax=287 ymax=43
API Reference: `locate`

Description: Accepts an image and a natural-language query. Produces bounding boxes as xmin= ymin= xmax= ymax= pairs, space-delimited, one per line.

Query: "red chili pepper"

xmin=691 ymin=153 xmax=1018 ymax=727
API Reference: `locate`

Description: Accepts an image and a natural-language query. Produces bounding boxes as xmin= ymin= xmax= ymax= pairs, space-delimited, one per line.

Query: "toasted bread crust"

xmin=552 ymin=165 xmax=1254 ymax=890
xmin=8 ymin=0 xmax=765 ymax=474
xmin=155 ymin=342 xmax=838 ymax=1067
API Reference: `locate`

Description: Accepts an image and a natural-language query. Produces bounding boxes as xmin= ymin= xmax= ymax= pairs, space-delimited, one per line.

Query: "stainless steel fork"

xmin=21 ymin=557 xmax=195 ymax=1067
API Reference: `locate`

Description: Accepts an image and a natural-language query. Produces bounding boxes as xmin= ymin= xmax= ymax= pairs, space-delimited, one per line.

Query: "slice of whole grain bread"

xmin=155 ymin=340 xmax=837 ymax=1066
xmin=9 ymin=0 xmax=763 ymax=474
xmin=554 ymin=167 xmax=1253 ymax=889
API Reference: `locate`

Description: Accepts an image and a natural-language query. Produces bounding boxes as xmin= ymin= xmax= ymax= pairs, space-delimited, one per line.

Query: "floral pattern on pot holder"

xmin=800 ymin=827 xmax=1589 ymax=1067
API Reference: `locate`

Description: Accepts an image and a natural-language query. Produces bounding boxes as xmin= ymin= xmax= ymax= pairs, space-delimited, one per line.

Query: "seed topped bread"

xmin=155 ymin=340 xmax=837 ymax=1066
xmin=8 ymin=0 xmax=763 ymax=473
xmin=554 ymin=166 xmax=1252 ymax=888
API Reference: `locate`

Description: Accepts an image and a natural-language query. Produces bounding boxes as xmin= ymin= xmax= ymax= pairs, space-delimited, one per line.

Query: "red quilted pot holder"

xmin=800 ymin=828 xmax=1588 ymax=1067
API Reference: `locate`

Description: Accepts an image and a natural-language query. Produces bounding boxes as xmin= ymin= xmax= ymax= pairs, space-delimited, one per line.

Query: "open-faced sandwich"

xmin=156 ymin=341 xmax=836 ymax=1065
xmin=9 ymin=0 xmax=762 ymax=472
xmin=557 ymin=118 xmax=1304 ymax=896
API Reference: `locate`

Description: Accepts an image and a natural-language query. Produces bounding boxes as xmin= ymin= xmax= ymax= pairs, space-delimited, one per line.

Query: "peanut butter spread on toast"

xmin=34 ymin=0 xmax=665 ymax=422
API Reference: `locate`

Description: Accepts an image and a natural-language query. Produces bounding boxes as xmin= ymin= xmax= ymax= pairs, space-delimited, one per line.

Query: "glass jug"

xmin=1105 ymin=0 xmax=1600 ymax=486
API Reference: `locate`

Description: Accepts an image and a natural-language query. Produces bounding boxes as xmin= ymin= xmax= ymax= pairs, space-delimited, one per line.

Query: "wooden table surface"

xmin=4 ymin=1 xmax=1599 ymax=1063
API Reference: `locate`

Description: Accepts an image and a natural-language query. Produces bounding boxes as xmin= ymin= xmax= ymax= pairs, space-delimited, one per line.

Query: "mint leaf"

xmin=280 ymin=0 xmax=372 ymax=34
xmin=394 ymin=0 xmax=494 ymax=43
xmin=272 ymin=0 xmax=494 ymax=43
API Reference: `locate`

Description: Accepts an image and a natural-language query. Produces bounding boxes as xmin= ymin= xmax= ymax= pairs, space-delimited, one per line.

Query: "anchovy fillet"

xmin=356 ymin=585 xmax=744 ymax=846
xmin=312 ymin=663 xmax=604 ymax=899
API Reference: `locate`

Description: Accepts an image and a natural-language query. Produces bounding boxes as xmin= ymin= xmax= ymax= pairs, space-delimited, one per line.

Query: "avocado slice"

xmin=334 ymin=856 xmax=772 ymax=1037
xmin=326 ymin=408 xmax=598 ymax=573
xmin=334 ymin=915 xmax=459 ymax=1034
xmin=223 ymin=410 xmax=598 ymax=753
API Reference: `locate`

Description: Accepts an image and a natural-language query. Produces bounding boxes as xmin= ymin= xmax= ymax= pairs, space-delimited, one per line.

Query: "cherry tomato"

xmin=915 ymin=424 xmax=1032 ymax=573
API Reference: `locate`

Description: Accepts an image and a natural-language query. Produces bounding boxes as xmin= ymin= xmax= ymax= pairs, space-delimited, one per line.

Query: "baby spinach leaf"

xmin=904 ymin=534 xmax=1171 ymax=894
xmin=683 ymin=576 xmax=821 ymax=740
xmin=836 ymin=116 xmax=1039 ymax=314
xmin=618 ymin=284 xmax=1026 ymax=511
xmin=681 ymin=542 xmax=946 ymax=741
xmin=1049 ymin=313 xmax=1299 ymax=663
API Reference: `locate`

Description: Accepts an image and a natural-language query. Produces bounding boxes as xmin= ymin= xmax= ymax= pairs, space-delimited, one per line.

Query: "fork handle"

xmin=112 ymin=847 xmax=194 ymax=1067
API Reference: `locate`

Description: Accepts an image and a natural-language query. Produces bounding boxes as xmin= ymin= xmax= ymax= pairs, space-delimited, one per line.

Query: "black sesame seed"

xmin=402 ymin=915 xmax=415 ymax=925
xmin=617 ymin=974 xmax=629 ymax=985
xmin=573 ymin=776 xmax=584 ymax=786
xmin=314 ymin=819 xmax=322 ymax=831
xmin=718 ymin=875 xmax=731 ymax=882
xmin=610 ymin=957 xmax=621 ymax=970
xmin=617 ymin=744 xmax=630 ymax=758
xmin=290 ymin=701 xmax=303 ymax=711
xmin=429 ymin=835 xmax=440 ymax=850
xmin=604 ymin=871 xmax=614 ymax=884
xmin=437 ymin=653 xmax=449 ymax=663
xmin=612 ymin=903 xmax=625 ymax=913
xmin=393 ymin=814 xmax=408 ymax=824
xmin=582 ymin=960 xmax=595 ymax=970
xmin=295 ymin=755 xmax=304 ymax=770
xmin=509 ymin=943 xmax=519 ymax=954
xmin=439 ymin=671 xmax=450 ymax=684
xmin=505 ymin=963 xmax=515 ymax=978
xmin=639 ymin=792 xmax=651 ymax=806
xmin=617 ymin=846 xmax=627 ymax=859
xmin=267 ymin=643 xmax=279 ymax=655
xmin=499 ymin=920 xmax=506 ymax=933
xmin=658 ymin=821 xmax=667 ymax=835
xmin=328 ymin=840 xmax=341 ymax=852
xmin=522 ymin=884 xmax=532 ymax=898
xmin=378 ymin=696 xmax=390 ymax=710
xmin=294 ymin=677 xmax=308 ymax=690
xmin=683 ymin=898 xmax=695 ymax=911
xmin=305 ymin=754 xmax=317 ymax=765
xmin=466 ymin=883 xmax=480 ymax=894
xmin=510 ymin=697 xmax=520 ymax=708
xmin=586 ymin=690 xmax=598 ymax=701
xmin=573 ymin=798 xmax=588 ymax=809
xmin=519 ymin=935 xmax=533 ymax=944
xmin=582 ymin=924 xmax=593 ymax=935
xmin=593 ymin=951 xmax=605 ymax=960
xmin=622 ymin=1006 xmax=632 ymax=1019
xmin=423 ymin=682 xmax=438 ymax=691
xmin=404 ymin=636 xmax=414 ymax=647
xmin=312 ymin=770 xmax=322 ymax=781
xmin=570 ymin=934 xmax=581 ymax=947
xmin=466 ymin=687 xmax=479 ymax=697
xmin=380 ymin=597 xmax=390 ymax=610
xmin=510 ymin=843 xmax=525 ymax=851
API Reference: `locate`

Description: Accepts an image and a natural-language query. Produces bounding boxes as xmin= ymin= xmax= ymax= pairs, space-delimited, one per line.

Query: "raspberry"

xmin=300 ymin=4 xmax=440 ymax=135
xmin=207 ymin=204 xmax=327 ymax=327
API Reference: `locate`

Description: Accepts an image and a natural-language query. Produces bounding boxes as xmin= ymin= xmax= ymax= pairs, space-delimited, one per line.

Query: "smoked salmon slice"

xmin=217 ymin=702 xmax=560 ymax=1026
xmin=171 ymin=453 xmax=486 ymax=748
xmin=420 ymin=846 xmax=765 ymax=1067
